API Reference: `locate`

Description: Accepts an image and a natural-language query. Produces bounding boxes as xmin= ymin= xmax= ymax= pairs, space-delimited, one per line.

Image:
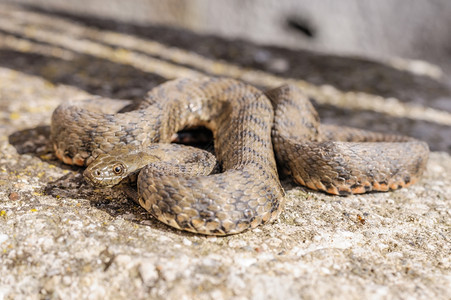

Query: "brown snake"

xmin=50 ymin=77 xmax=429 ymax=235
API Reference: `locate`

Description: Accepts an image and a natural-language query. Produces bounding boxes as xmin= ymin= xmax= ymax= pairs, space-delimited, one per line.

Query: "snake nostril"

xmin=95 ymin=170 xmax=101 ymax=176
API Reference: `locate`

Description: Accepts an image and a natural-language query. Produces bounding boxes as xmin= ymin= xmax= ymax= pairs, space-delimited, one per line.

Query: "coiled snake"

xmin=51 ymin=77 xmax=429 ymax=235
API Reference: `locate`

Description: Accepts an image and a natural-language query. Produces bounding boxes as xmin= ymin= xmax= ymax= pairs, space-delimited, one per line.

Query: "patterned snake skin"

xmin=51 ymin=77 xmax=429 ymax=235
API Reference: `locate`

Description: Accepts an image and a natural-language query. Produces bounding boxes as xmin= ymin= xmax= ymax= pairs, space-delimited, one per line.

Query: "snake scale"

xmin=51 ymin=77 xmax=429 ymax=235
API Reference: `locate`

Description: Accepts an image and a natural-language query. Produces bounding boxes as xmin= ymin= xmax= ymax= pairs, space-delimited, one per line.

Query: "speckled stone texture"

xmin=0 ymin=3 xmax=450 ymax=300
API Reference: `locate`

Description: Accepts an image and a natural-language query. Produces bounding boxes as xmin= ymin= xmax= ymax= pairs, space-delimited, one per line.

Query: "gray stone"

xmin=0 ymin=4 xmax=450 ymax=299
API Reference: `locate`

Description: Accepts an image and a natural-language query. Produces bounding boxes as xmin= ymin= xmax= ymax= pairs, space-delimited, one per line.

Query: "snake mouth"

xmin=83 ymin=168 xmax=99 ymax=186
xmin=83 ymin=168 xmax=108 ymax=187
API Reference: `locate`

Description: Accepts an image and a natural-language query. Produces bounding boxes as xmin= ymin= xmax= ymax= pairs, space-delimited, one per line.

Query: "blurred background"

xmin=6 ymin=0 xmax=451 ymax=83
xmin=1 ymin=0 xmax=450 ymax=152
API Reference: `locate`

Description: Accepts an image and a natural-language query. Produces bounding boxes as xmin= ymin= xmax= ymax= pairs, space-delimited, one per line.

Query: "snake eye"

xmin=112 ymin=164 xmax=124 ymax=175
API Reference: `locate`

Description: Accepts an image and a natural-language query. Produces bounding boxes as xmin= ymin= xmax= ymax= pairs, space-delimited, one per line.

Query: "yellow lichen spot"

xmin=44 ymin=81 xmax=55 ymax=88
xmin=113 ymin=48 xmax=131 ymax=61
xmin=9 ymin=112 xmax=20 ymax=120
xmin=212 ymin=63 xmax=225 ymax=73
xmin=56 ymin=195 xmax=61 ymax=199
xmin=33 ymin=191 xmax=43 ymax=196
xmin=0 ymin=210 xmax=6 ymax=217
xmin=30 ymin=208 xmax=37 ymax=212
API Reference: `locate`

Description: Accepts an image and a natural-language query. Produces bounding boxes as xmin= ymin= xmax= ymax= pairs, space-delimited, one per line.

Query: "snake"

xmin=50 ymin=77 xmax=429 ymax=235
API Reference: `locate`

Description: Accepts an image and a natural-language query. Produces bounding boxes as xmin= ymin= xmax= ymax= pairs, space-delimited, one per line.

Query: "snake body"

xmin=51 ymin=77 xmax=429 ymax=235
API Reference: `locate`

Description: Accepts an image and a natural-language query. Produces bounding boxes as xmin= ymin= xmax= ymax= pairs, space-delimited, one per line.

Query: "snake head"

xmin=83 ymin=154 xmax=130 ymax=187
xmin=83 ymin=144 xmax=161 ymax=187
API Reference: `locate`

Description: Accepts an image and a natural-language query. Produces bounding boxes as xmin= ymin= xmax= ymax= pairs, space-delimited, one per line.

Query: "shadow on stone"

xmin=8 ymin=125 xmax=51 ymax=155
xmin=0 ymin=49 xmax=165 ymax=100
xmin=7 ymin=126 xmax=78 ymax=171
xmin=43 ymin=171 xmax=195 ymax=236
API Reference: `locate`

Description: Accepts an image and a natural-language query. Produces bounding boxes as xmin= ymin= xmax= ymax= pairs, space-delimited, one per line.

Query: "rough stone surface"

xmin=0 ymin=4 xmax=450 ymax=300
